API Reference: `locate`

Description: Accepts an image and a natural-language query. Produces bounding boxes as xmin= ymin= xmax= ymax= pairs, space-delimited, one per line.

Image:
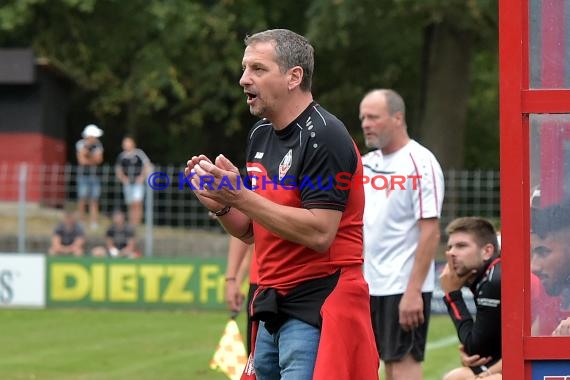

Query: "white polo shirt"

xmin=362 ymin=140 xmax=444 ymax=296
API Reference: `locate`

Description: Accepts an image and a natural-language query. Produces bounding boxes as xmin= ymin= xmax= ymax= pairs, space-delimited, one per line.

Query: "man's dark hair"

xmin=531 ymin=201 xmax=570 ymax=238
xmin=244 ymin=29 xmax=314 ymax=91
xmin=446 ymin=216 xmax=499 ymax=254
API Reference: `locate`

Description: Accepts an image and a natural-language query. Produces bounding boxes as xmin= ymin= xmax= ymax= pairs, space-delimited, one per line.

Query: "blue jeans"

xmin=77 ymin=175 xmax=101 ymax=200
xmin=254 ymin=318 xmax=320 ymax=380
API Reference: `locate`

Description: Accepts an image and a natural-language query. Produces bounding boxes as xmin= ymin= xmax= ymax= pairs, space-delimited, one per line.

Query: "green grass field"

xmin=0 ymin=309 xmax=460 ymax=380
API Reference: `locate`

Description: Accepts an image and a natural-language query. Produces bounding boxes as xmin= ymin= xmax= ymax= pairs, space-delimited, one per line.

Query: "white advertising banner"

xmin=0 ymin=254 xmax=46 ymax=308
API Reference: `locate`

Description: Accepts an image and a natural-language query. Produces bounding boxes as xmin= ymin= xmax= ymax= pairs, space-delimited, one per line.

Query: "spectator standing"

xmin=115 ymin=136 xmax=152 ymax=226
xmin=76 ymin=124 xmax=104 ymax=230
xmin=360 ymin=89 xmax=444 ymax=380
xmin=48 ymin=211 xmax=85 ymax=256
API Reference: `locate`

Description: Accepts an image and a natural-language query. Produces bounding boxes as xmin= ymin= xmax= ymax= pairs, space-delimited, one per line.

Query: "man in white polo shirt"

xmin=360 ymin=89 xmax=444 ymax=380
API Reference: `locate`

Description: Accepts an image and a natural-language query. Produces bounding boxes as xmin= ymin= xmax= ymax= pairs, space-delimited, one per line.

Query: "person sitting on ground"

xmin=48 ymin=211 xmax=85 ymax=257
xmin=92 ymin=211 xmax=138 ymax=258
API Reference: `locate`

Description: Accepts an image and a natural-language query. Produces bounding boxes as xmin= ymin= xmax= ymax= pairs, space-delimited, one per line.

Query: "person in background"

xmin=531 ymin=202 xmax=570 ymax=335
xmin=48 ymin=211 xmax=85 ymax=257
xmin=224 ymin=236 xmax=258 ymax=355
xmin=506 ymin=187 xmax=564 ymax=335
xmin=360 ymin=89 xmax=444 ymax=380
xmin=440 ymin=217 xmax=501 ymax=380
xmin=92 ymin=210 xmax=138 ymax=258
xmin=115 ymin=136 xmax=152 ymax=226
xmin=76 ymin=124 xmax=104 ymax=230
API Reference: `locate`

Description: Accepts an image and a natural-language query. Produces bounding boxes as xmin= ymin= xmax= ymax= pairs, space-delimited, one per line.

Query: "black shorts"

xmin=370 ymin=292 xmax=432 ymax=362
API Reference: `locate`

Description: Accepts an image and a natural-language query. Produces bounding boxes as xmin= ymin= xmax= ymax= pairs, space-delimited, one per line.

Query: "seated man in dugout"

xmin=48 ymin=211 xmax=85 ymax=257
xmin=92 ymin=210 xmax=138 ymax=258
xmin=440 ymin=217 xmax=502 ymax=380
xmin=531 ymin=201 xmax=570 ymax=336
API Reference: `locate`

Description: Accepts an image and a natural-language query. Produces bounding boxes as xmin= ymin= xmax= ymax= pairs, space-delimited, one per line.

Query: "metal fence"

xmin=0 ymin=163 xmax=501 ymax=254
xmin=441 ymin=169 xmax=501 ymax=228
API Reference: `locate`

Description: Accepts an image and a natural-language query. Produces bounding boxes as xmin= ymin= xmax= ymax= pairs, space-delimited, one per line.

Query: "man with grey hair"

xmin=360 ymin=89 xmax=444 ymax=380
xmin=186 ymin=29 xmax=378 ymax=379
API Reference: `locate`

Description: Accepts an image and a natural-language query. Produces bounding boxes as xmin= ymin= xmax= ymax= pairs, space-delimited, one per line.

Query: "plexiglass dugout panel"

xmin=529 ymin=113 xmax=570 ymax=336
xmin=529 ymin=0 xmax=570 ymax=89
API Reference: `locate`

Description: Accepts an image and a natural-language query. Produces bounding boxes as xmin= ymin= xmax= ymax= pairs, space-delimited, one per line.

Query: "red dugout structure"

xmin=500 ymin=0 xmax=570 ymax=378
xmin=0 ymin=49 xmax=70 ymax=205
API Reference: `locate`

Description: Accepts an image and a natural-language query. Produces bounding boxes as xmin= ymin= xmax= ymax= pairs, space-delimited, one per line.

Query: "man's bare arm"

xmin=399 ymin=218 xmax=441 ymax=330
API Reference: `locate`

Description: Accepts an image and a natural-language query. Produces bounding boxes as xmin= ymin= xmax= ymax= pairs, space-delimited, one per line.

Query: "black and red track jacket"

xmin=443 ymin=257 xmax=502 ymax=365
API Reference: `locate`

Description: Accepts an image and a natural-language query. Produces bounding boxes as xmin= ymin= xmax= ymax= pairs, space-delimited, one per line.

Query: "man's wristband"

xmin=212 ymin=205 xmax=231 ymax=217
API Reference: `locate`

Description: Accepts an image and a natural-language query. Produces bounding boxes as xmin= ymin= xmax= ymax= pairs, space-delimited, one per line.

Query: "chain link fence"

xmin=441 ymin=169 xmax=501 ymax=229
xmin=0 ymin=162 xmax=501 ymax=256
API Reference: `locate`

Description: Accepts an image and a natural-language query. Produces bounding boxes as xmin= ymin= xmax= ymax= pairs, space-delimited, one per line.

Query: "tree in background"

xmin=306 ymin=0 xmax=498 ymax=170
xmin=0 ymin=0 xmax=498 ymax=169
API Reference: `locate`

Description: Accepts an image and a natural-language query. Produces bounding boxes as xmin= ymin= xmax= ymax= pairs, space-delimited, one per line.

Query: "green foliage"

xmin=1 ymin=0 xmax=263 ymax=162
xmin=0 ymin=0 xmax=499 ymax=168
xmin=306 ymin=0 xmax=424 ymax=141
xmin=306 ymin=0 xmax=498 ymax=167
xmin=465 ymin=48 xmax=499 ymax=169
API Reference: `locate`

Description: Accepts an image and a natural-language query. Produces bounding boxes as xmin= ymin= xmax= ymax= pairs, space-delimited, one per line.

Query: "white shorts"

xmin=123 ymin=183 xmax=145 ymax=204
